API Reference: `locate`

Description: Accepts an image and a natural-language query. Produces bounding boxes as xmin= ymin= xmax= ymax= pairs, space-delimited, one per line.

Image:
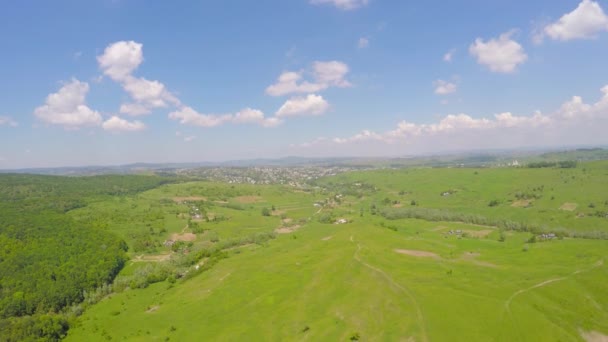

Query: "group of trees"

xmin=0 ymin=174 xmax=174 ymax=341
xmin=527 ymin=160 xmax=577 ymax=168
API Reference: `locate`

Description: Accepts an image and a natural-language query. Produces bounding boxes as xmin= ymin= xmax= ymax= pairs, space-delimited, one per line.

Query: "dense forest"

xmin=0 ymin=174 xmax=173 ymax=341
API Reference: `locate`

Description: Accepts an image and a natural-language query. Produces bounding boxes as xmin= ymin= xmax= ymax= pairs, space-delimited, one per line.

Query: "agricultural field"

xmin=61 ymin=162 xmax=608 ymax=341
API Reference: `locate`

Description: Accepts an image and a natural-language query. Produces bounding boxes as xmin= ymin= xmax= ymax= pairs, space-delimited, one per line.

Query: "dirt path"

xmin=350 ymin=235 xmax=428 ymax=342
xmin=505 ymin=259 xmax=604 ymax=312
xmin=504 ymin=259 xmax=604 ymax=339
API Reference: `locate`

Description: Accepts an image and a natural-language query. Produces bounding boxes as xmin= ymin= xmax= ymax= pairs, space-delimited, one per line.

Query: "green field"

xmin=50 ymin=162 xmax=608 ymax=340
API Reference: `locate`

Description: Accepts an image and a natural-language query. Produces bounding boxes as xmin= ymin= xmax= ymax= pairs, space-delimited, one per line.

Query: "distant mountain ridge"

xmin=1 ymin=147 xmax=607 ymax=176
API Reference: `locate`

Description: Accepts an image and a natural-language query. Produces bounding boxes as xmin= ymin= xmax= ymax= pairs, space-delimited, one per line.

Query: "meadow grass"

xmin=66 ymin=162 xmax=608 ymax=341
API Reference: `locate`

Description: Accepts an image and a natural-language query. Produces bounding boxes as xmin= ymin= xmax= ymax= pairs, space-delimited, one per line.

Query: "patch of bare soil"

xmin=146 ymin=305 xmax=159 ymax=313
xmin=511 ymin=200 xmax=532 ymax=208
xmin=234 ymin=195 xmax=263 ymax=203
xmin=461 ymin=252 xmax=498 ymax=268
xmin=275 ymin=225 xmax=301 ymax=234
xmin=394 ymin=249 xmax=440 ymax=259
xmin=171 ymin=233 xmax=197 ymax=241
xmin=173 ymin=196 xmax=206 ymax=203
xmin=321 ymin=236 xmax=333 ymax=241
xmin=463 ymin=229 xmax=493 ymax=238
xmin=560 ymin=202 xmax=578 ymax=211
xmin=282 ymin=218 xmax=293 ymax=224
xmin=392 ymin=203 xmax=403 ymax=208
xmin=581 ymin=330 xmax=608 ymax=342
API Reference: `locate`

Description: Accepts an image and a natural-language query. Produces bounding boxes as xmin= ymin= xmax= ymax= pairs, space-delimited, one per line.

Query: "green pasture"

xmin=66 ymin=162 xmax=608 ymax=341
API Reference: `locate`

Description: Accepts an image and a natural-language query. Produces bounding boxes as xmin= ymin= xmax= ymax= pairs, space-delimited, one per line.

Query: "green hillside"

xmin=59 ymin=162 xmax=608 ymax=341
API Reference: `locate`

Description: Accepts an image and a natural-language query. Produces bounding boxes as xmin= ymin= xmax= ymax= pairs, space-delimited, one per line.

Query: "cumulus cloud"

xmin=98 ymin=41 xmax=179 ymax=115
xmin=294 ymin=84 xmax=608 ymax=153
xmin=121 ymin=76 xmax=180 ymax=109
xmin=97 ymin=41 xmax=143 ymax=82
xmin=434 ymin=80 xmax=457 ymax=95
xmin=276 ymin=94 xmax=329 ymax=117
xmin=266 ymin=61 xmax=351 ymax=96
xmin=0 ymin=116 xmax=18 ymax=127
xmin=119 ymin=103 xmax=151 ymax=116
xmin=310 ymin=0 xmax=369 ymax=10
xmin=169 ymin=106 xmax=282 ymax=128
xmin=543 ymin=0 xmax=608 ymax=41
xmin=34 ymin=79 xmax=102 ymax=128
xmin=102 ymin=116 xmax=146 ymax=132
xmin=469 ymin=31 xmax=527 ymax=73
xmin=168 ymin=107 xmax=232 ymax=128
xmin=358 ymin=37 xmax=370 ymax=48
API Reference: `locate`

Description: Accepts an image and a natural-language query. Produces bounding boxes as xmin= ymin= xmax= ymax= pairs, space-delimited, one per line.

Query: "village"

xmin=176 ymin=166 xmax=368 ymax=186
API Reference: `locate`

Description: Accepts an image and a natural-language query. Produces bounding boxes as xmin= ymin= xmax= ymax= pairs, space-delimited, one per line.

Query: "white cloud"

xmin=295 ymin=84 xmax=608 ymax=153
xmin=434 ymin=79 xmax=457 ymax=95
xmin=184 ymin=135 xmax=196 ymax=142
xmin=97 ymin=41 xmax=143 ymax=82
xmin=358 ymin=37 xmax=369 ymax=48
xmin=121 ymin=76 xmax=180 ymax=109
xmin=233 ymin=108 xmax=265 ymax=124
xmin=276 ymin=94 xmax=329 ymax=117
xmin=261 ymin=117 xmax=283 ymax=128
xmin=0 ymin=116 xmax=18 ymax=127
xmin=168 ymin=107 xmax=233 ymax=128
xmin=310 ymin=0 xmax=369 ymax=10
xmin=312 ymin=61 xmax=351 ymax=88
xmin=443 ymin=49 xmax=455 ymax=62
xmin=119 ymin=103 xmax=151 ymax=116
xmin=34 ymin=79 xmax=102 ymax=128
xmin=98 ymin=41 xmax=179 ymax=115
xmin=169 ymin=106 xmax=282 ymax=128
xmin=266 ymin=61 xmax=351 ymax=96
xmin=102 ymin=116 xmax=146 ymax=132
xmin=265 ymin=72 xmax=325 ymax=97
xmin=469 ymin=31 xmax=527 ymax=73
xmin=543 ymin=0 xmax=608 ymax=41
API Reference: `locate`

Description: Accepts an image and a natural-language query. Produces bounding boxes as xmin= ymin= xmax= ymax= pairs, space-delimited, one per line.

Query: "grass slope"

xmin=66 ymin=162 xmax=608 ymax=341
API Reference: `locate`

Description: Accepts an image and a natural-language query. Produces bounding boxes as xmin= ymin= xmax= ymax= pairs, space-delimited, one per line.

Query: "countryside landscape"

xmin=2 ymin=0 xmax=608 ymax=341
xmin=1 ymin=150 xmax=608 ymax=341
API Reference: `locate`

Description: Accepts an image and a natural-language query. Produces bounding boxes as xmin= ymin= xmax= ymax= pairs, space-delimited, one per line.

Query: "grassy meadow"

xmin=65 ymin=162 xmax=608 ymax=341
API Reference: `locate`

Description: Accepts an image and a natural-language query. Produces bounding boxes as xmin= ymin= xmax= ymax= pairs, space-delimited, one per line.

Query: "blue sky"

xmin=1 ymin=0 xmax=608 ymax=168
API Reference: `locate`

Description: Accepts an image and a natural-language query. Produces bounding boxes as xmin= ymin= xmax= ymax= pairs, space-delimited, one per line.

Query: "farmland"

xmin=58 ymin=161 xmax=608 ymax=341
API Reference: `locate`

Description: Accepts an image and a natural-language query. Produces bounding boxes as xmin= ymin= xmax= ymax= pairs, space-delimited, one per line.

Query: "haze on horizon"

xmin=1 ymin=0 xmax=608 ymax=169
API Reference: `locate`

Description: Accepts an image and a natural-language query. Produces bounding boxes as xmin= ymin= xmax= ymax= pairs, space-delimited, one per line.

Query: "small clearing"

xmin=581 ymin=330 xmax=608 ymax=342
xmin=511 ymin=200 xmax=532 ymax=208
xmin=171 ymin=233 xmax=197 ymax=242
xmin=132 ymin=253 xmax=171 ymax=262
xmin=321 ymin=236 xmax=333 ymax=241
xmin=392 ymin=203 xmax=403 ymax=208
xmin=275 ymin=225 xmax=301 ymax=234
xmin=463 ymin=229 xmax=493 ymax=238
xmin=394 ymin=249 xmax=440 ymax=259
xmin=172 ymin=196 xmax=206 ymax=203
xmin=560 ymin=202 xmax=578 ymax=211
xmin=281 ymin=218 xmax=293 ymax=224
xmin=234 ymin=195 xmax=263 ymax=203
